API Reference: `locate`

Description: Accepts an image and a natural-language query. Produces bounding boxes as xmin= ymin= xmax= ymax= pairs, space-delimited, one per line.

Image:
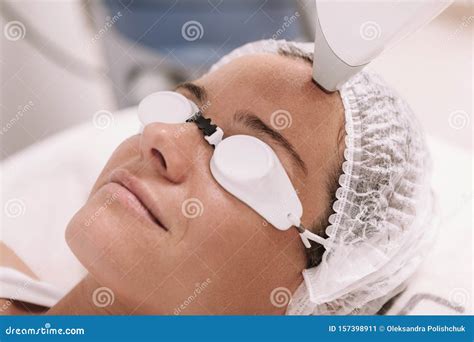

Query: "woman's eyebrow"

xmin=175 ymin=82 xmax=307 ymax=175
xmin=175 ymin=82 xmax=207 ymax=104
xmin=233 ymin=111 xmax=308 ymax=175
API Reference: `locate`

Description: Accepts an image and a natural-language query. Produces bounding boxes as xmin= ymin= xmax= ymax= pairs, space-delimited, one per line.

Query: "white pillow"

xmin=384 ymin=138 xmax=473 ymax=315
xmin=1 ymin=108 xmax=140 ymax=294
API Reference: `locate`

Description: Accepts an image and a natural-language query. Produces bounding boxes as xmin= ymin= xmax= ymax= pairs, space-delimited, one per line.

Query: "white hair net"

xmin=209 ymin=39 xmax=437 ymax=315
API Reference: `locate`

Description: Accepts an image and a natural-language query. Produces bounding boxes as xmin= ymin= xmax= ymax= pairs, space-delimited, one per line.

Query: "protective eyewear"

xmin=138 ymin=91 xmax=328 ymax=249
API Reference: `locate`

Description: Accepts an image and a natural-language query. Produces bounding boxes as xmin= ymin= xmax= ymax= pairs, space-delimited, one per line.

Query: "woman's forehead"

xmin=201 ymin=53 xmax=313 ymax=92
xmin=196 ymin=53 xmax=344 ymax=145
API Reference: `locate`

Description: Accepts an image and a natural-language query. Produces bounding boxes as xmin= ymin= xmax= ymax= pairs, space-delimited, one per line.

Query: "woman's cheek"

xmin=89 ymin=136 xmax=140 ymax=198
xmin=66 ymin=197 xmax=190 ymax=309
xmin=178 ymin=182 xmax=236 ymax=251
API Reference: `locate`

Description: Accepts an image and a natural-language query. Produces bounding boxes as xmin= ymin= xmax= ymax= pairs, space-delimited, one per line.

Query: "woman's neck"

xmin=46 ymin=273 xmax=128 ymax=315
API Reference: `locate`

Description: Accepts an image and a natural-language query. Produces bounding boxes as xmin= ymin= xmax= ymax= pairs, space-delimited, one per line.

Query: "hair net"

xmin=208 ymin=39 xmax=437 ymax=315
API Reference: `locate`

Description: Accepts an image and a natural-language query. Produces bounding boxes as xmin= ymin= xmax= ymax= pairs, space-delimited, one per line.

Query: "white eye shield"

xmin=138 ymin=91 xmax=329 ymax=249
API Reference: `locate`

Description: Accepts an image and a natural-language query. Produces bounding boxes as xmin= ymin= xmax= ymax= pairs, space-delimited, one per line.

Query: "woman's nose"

xmin=140 ymin=122 xmax=202 ymax=183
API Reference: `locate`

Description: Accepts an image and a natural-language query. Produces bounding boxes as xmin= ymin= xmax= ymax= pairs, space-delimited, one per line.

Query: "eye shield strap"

xmin=287 ymin=213 xmax=332 ymax=249
xmin=185 ymin=110 xmax=329 ymax=250
xmin=137 ymin=90 xmax=329 ymax=250
xmin=186 ymin=112 xmax=216 ymax=136
xmin=186 ymin=111 xmax=223 ymax=146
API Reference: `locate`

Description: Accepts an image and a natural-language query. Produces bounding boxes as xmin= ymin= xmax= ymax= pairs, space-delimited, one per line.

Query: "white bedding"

xmin=1 ymin=107 xmax=472 ymax=314
xmin=1 ymin=108 xmax=140 ymax=294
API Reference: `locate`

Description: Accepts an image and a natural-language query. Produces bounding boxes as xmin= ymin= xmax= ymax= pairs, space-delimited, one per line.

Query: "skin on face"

xmin=65 ymin=53 xmax=344 ymax=315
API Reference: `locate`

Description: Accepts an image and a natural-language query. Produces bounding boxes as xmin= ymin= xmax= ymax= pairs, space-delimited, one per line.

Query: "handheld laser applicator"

xmin=312 ymin=0 xmax=453 ymax=92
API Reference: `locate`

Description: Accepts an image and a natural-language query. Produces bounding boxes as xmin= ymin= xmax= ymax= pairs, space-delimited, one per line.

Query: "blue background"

xmin=0 ymin=315 xmax=473 ymax=342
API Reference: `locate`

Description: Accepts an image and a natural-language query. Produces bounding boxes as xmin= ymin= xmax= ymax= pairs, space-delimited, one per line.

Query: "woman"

xmin=0 ymin=40 xmax=435 ymax=315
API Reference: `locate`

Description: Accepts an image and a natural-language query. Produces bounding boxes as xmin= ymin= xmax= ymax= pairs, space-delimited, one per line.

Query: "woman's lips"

xmin=108 ymin=169 xmax=168 ymax=231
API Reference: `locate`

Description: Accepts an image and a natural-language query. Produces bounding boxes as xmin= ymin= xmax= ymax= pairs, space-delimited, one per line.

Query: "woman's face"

xmin=66 ymin=52 xmax=344 ymax=314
